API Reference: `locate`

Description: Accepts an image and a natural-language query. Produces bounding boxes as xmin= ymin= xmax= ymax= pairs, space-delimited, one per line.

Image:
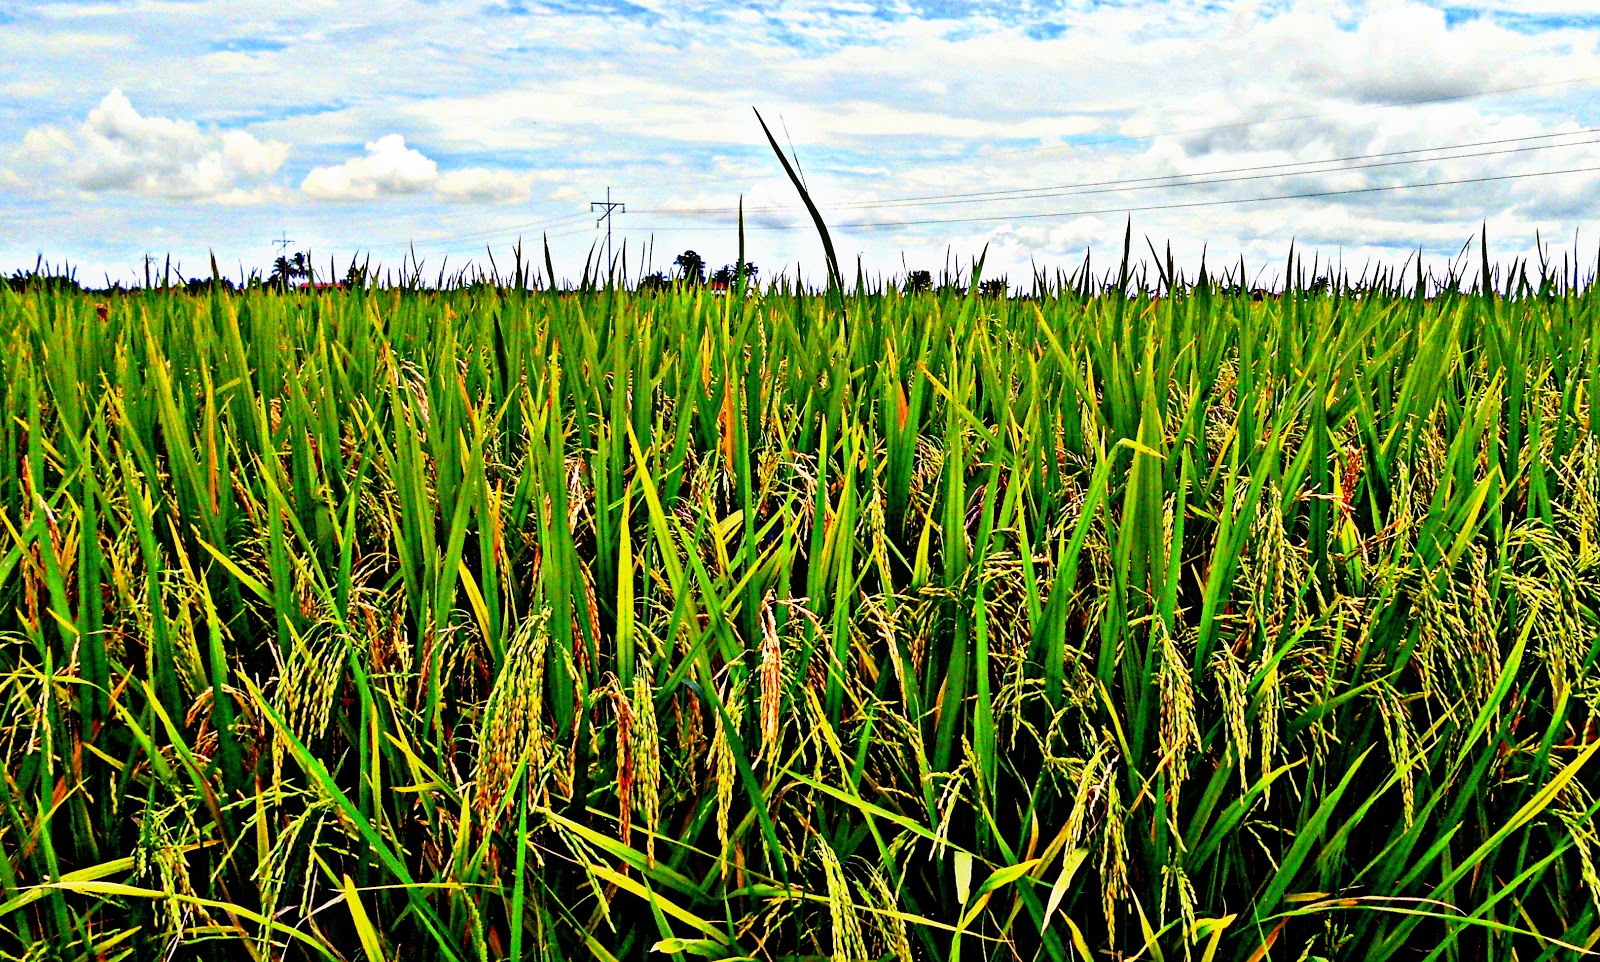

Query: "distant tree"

xmin=7 ymin=269 xmax=82 ymax=294
xmin=184 ymin=276 xmax=235 ymax=294
xmin=978 ymin=277 xmax=1009 ymax=299
xmin=709 ymin=262 xmax=758 ymax=290
xmin=904 ymin=269 xmax=933 ymax=294
xmin=674 ymin=250 xmax=706 ymax=286
xmin=270 ymin=252 xmax=310 ymax=290
xmin=637 ymin=272 xmax=672 ymax=292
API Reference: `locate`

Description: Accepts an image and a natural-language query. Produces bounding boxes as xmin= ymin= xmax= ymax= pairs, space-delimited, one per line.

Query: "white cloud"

xmin=301 ymin=134 xmax=438 ymax=200
xmin=302 ymin=135 xmax=544 ymax=205
xmin=1249 ymin=0 xmax=1546 ymax=103
xmin=435 ymin=168 xmax=535 ymax=204
xmin=16 ymin=89 xmax=287 ymax=200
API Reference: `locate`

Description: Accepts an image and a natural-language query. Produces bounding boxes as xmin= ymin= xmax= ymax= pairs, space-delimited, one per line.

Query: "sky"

xmin=2 ymin=0 xmax=1599 ymax=289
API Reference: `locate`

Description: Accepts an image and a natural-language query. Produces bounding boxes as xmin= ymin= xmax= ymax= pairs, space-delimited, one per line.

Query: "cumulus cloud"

xmin=301 ymin=135 xmax=539 ymax=204
xmin=301 ymin=134 xmax=438 ymax=200
xmin=17 ymin=89 xmax=287 ymax=200
xmin=1254 ymin=1 xmax=1547 ymax=104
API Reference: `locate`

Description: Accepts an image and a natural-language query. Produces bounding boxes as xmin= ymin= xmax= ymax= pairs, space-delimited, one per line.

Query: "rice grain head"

xmin=631 ymin=664 xmax=661 ymax=866
xmin=758 ymin=595 xmax=782 ymax=772
xmin=612 ymin=675 xmax=635 ymax=848
xmin=1159 ymin=863 xmax=1198 ymax=961
xmin=1376 ymin=680 xmax=1417 ymax=827
xmin=817 ymin=835 xmax=869 ymax=962
xmin=712 ymin=688 xmax=738 ymax=874
xmin=1099 ymin=764 xmax=1128 ymax=946
xmin=1256 ymin=655 xmax=1281 ymax=792
xmin=1064 ymin=739 xmax=1110 ymax=855
xmin=471 ymin=612 xmax=550 ymax=820
xmin=866 ymin=868 xmax=913 ymax=962
xmin=1156 ymin=619 xmax=1199 ymax=807
xmin=1211 ymin=644 xmax=1251 ymax=791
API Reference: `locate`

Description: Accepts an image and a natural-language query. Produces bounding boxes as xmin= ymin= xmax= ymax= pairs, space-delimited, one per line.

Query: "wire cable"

xmin=619 ymin=163 xmax=1600 ymax=232
xmin=361 ymin=211 xmax=596 ymax=252
xmin=376 ymin=224 xmax=597 ymax=263
xmin=827 ymin=72 xmax=1600 ymax=168
xmin=635 ymin=127 xmax=1600 ymax=217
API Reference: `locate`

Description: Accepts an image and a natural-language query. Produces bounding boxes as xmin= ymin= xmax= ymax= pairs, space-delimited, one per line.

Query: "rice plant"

xmin=0 ymin=239 xmax=1597 ymax=961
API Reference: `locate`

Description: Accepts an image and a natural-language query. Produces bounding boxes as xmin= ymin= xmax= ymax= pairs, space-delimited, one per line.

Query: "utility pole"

xmin=272 ymin=230 xmax=295 ymax=257
xmin=590 ymin=187 xmax=625 ymax=281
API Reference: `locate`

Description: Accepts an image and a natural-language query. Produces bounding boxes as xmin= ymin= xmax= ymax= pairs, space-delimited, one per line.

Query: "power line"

xmin=361 ymin=211 xmax=595 ymax=252
xmin=617 ymin=75 xmax=1600 ymax=225
xmin=353 ymin=127 xmax=1600 ymax=258
xmin=363 ymin=75 xmax=1600 ymax=250
xmin=831 ymin=72 xmax=1600 ymax=169
xmin=621 ymin=163 xmax=1600 ymax=232
xmin=637 ymin=127 xmax=1600 ymax=218
xmin=310 ymin=162 xmax=1600 ymax=271
xmin=378 ymin=224 xmax=596 ymax=264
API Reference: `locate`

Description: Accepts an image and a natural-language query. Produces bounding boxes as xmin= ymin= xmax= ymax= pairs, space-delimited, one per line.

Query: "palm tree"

xmin=269 ymin=251 xmax=310 ymax=290
xmin=674 ymin=250 xmax=705 ymax=286
xmin=637 ymin=272 xmax=671 ymax=292
xmin=710 ymin=262 xmax=758 ymax=288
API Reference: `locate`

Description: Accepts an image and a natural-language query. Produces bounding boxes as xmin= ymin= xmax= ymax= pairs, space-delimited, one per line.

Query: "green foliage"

xmin=0 ymin=262 xmax=1597 ymax=961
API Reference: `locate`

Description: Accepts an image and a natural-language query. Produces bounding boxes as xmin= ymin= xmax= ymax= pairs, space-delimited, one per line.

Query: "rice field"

xmin=1 ymin=243 xmax=1598 ymax=962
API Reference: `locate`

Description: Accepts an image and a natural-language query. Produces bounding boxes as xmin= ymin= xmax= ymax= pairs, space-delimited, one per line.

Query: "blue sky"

xmin=2 ymin=0 xmax=1598 ymax=287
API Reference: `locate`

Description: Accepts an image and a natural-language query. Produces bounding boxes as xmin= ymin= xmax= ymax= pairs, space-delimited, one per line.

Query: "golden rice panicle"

xmin=1211 ymin=644 xmax=1251 ymax=791
xmin=1255 ymin=653 xmax=1281 ymax=790
xmin=1159 ymin=863 xmax=1198 ymax=960
xmin=166 ymin=579 xmax=210 ymax=702
xmin=711 ymin=683 xmax=739 ymax=874
xmin=630 ymin=664 xmax=661 ymax=866
xmin=1559 ymin=796 xmax=1600 ymax=915
xmin=817 ymin=835 xmax=868 ymax=962
xmin=758 ymin=595 xmax=782 ymax=772
xmin=1064 ymin=739 xmax=1110 ymax=855
xmin=673 ymin=685 xmax=706 ymax=777
xmin=1155 ymin=619 xmax=1199 ymax=803
xmin=1376 ymin=680 xmax=1418 ymax=828
xmin=278 ymin=625 xmax=345 ymax=759
xmin=866 ymin=868 xmax=912 ymax=962
xmin=132 ymin=797 xmax=209 ymax=945
xmin=470 ymin=612 xmax=549 ymax=820
xmin=1245 ymin=483 xmax=1304 ymax=637
xmin=1099 ymin=763 xmax=1128 ymax=947
xmin=611 ymin=674 xmax=635 ymax=848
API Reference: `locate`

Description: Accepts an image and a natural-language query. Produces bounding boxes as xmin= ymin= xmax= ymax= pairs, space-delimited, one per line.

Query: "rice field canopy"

xmin=1 ymin=245 xmax=1599 ymax=961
